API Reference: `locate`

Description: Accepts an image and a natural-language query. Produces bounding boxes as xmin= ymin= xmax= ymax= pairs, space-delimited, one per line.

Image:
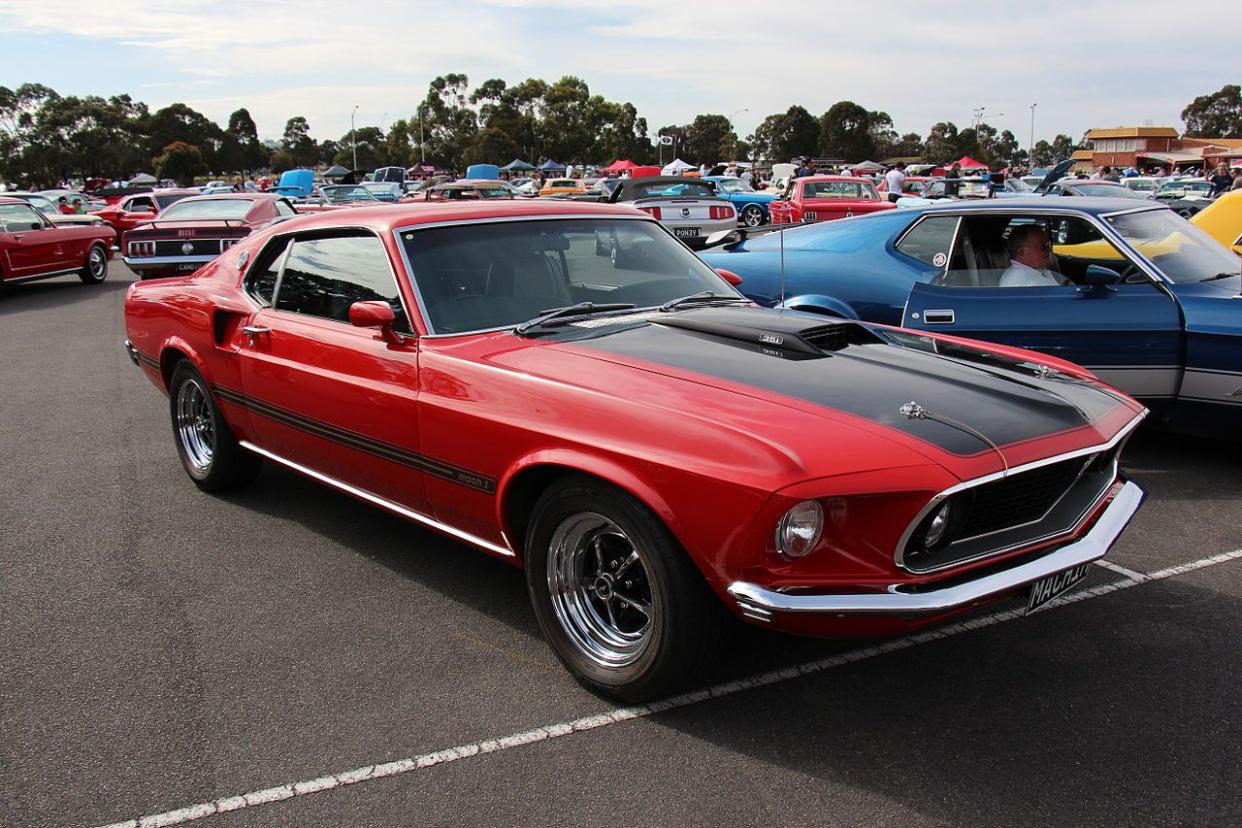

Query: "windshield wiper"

xmin=513 ymin=302 xmax=635 ymax=335
xmin=659 ymin=291 xmax=751 ymax=312
xmin=1201 ymin=272 xmax=1239 ymax=282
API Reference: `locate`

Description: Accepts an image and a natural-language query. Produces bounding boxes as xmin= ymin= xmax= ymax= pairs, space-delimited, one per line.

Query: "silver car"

xmin=599 ymin=176 xmax=736 ymax=250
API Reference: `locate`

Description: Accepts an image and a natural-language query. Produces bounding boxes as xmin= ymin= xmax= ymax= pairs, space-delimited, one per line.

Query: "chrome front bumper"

xmin=727 ymin=479 xmax=1144 ymax=621
xmin=123 ymin=339 xmax=140 ymax=366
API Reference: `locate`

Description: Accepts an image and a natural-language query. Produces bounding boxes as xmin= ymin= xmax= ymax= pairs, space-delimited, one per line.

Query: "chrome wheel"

xmin=88 ymin=247 xmax=106 ymax=278
xmin=547 ymin=512 xmax=656 ymax=668
xmin=741 ymin=205 xmax=765 ymax=227
xmin=175 ymin=377 xmax=216 ymax=478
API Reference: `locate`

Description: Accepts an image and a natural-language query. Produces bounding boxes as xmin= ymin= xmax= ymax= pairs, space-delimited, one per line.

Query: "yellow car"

xmin=1190 ymin=189 xmax=1242 ymax=255
xmin=539 ymin=178 xmax=586 ymax=197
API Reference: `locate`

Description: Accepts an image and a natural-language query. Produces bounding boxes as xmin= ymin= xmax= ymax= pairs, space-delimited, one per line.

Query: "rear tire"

xmin=740 ymin=204 xmax=765 ymax=227
xmin=525 ymin=476 xmax=728 ymax=702
xmin=78 ymin=244 xmax=108 ymax=284
xmin=169 ymin=361 xmax=261 ymax=492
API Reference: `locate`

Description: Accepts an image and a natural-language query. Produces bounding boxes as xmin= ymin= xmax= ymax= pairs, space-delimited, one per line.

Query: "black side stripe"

xmin=212 ymin=385 xmax=497 ymax=494
xmin=136 ymin=351 xmax=160 ymax=370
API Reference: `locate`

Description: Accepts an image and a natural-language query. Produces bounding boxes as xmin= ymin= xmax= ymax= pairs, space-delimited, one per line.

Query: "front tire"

xmin=525 ymin=476 xmax=727 ymax=702
xmin=78 ymin=244 xmax=108 ymax=284
xmin=169 ymin=361 xmax=261 ymax=492
xmin=740 ymin=204 xmax=765 ymax=227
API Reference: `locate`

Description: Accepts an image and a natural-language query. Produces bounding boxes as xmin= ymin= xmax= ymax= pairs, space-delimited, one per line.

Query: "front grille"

xmin=902 ymin=448 xmax=1118 ymax=573
xmin=957 ymin=457 xmax=1086 ymax=539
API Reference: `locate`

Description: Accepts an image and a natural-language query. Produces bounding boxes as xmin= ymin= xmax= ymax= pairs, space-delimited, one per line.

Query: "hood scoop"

xmin=653 ymin=307 xmax=881 ymax=357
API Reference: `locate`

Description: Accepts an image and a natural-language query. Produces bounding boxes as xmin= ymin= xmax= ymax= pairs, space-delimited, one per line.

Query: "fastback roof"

xmin=275 ymin=199 xmax=647 ymax=234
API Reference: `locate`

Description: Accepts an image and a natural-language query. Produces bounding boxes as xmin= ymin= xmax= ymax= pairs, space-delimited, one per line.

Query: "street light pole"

xmin=727 ymin=108 xmax=748 ymax=162
xmin=351 ymin=105 xmax=359 ymax=171
xmin=1029 ymin=103 xmax=1037 ymax=163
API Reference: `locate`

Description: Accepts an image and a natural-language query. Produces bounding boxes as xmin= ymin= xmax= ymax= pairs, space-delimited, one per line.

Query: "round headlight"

xmin=923 ymin=500 xmax=953 ymax=548
xmin=776 ymin=500 xmax=823 ymax=559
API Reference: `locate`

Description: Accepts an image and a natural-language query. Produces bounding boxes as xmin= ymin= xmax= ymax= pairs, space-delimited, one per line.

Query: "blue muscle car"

xmin=701 ymin=176 xmax=777 ymax=227
xmin=698 ymin=198 xmax=1242 ymax=435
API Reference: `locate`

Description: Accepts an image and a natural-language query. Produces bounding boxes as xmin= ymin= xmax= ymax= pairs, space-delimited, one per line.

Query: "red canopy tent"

xmin=953 ymin=155 xmax=988 ymax=169
xmin=599 ymin=159 xmax=637 ymax=173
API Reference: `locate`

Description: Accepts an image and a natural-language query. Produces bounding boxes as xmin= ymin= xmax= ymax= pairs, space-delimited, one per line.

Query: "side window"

xmin=274 ymin=199 xmax=296 ymax=217
xmin=895 ymin=216 xmax=959 ymax=269
xmin=273 ymin=234 xmax=410 ymax=333
xmin=128 ymin=197 xmax=155 ymax=212
xmin=244 ymin=236 xmax=290 ymax=306
xmin=0 ymin=203 xmax=46 ymax=232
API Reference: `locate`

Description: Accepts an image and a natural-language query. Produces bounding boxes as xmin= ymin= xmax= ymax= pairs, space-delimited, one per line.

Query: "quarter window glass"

xmin=244 ymin=237 xmax=290 ymax=305
xmin=896 ymin=217 xmax=959 ymax=268
xmin=0 ymin=203 xmax=45 ymax=231
xmin=274 ymin=200 xmax=296 ymax=217
xmin=274 ymin=234 xmax=410 ymax=332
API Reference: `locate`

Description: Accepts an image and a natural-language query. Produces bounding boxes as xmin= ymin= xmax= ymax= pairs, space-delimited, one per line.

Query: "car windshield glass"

xmin=1125 ymin=180 xmax=1156 ymax=191
xmin=400 ymin=218 xmax=738 ymax=334
xmin=22 ymin=195 xmax=57 ymax=213
xmin=1074 ymin=183 xmax=1143 ymax=198
xmin=802 ymin=181 xmax=876 ymax=199
xmin=158 ymin=199 xmax=254 ymax=220
xmin=1106 ymin=209 xmax=1241 ymax=284
xmin=155 ymin=194 xmax=191 ymax=209
xmin=713 ymin=178 xmax=743 ymax=193
xmin=627 ymin=181 xmax=716 ymax=198
xmin=1005 ymin=179 xmax=1032 ymax=192
xmin=321 ymin=185 xmax=376 ymax=203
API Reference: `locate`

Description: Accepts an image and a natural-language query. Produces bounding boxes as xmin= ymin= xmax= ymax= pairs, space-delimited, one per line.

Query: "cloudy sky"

xmin=0 ymin=0 xmax=1233 ymax=148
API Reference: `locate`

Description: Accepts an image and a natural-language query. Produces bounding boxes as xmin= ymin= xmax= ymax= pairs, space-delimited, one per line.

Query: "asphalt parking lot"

xmin=3 ymin=265 xmax=1241 ymax=828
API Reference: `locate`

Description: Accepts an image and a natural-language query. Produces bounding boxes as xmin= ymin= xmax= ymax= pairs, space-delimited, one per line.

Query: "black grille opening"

xmin=903 ymin=451 xmax=1115 ymax=572
xmin=957 ymin=457 xmax=1086 ymax=538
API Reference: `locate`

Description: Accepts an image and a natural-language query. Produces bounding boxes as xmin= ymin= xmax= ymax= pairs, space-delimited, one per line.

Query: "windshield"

xmin=802 ymin=180 xmax=877 ymax=200
xmin=1005 ymin=179 xmax=1033 ymax=192
xmin=20 ymin=194 xmax=57 ymax=213
xmin=1156 ymin=180 xmax=1210 ymax=197
xmin=321 ymin=185 xmax=377 ymax=203
xmin=627 ymin=181 xmax=716 ymax=199
xmin=1106 ymin=209 xmax=1241 ymax=284
xmin=400 ymin=218 xmax=738 ymax=334
xmin=1073 ymin=183 xmax=1144 ymax=198
xmin=713 ymin=178 xmax=753 ymax=193
xmin=157 ymin=199 xmax=254 ymax=220
xmin=155 ymin=193 xmax=191 ymax=209
xmin=1124 ymin=179 xmax=1156 ymax=191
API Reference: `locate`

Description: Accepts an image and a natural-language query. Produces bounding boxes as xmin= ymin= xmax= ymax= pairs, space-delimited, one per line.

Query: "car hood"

xmin=506 ymin=306 xmax=1143 ymax=482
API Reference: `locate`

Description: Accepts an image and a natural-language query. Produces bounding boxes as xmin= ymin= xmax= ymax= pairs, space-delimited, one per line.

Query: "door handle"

xmin=923 ymin=309 xmax=956 ymax=324
xmin=12 ymin=234 xmax=24 ymax=240
xmin=242 ymin=325 xmax=270 ymax=345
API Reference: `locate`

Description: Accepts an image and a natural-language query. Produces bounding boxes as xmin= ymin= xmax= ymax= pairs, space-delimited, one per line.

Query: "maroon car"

xmin=0 ymin=196 xmax=116 ymax=289
xmin=123 ymin=193 xmax=297 ymax=279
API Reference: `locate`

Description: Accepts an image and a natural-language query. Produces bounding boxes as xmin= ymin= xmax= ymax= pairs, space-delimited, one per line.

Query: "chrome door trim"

xmin=239 ymin=440 xmax=514 ymax=558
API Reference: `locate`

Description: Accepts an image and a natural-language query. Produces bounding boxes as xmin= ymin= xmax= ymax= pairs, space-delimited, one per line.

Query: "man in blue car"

xmin=1000 ymin=225 xmax=1066 ymax=287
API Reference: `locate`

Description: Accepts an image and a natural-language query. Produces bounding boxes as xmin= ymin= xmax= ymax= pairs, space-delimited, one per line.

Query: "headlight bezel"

xmin=775 ymin=499 xmax=824 ymax=559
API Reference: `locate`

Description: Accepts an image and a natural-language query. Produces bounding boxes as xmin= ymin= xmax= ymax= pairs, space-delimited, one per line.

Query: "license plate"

xmin=1025 ymin=563 xmax=1091 ymax=614
xmin=803 ymin=211 xmax=818 ymax=220
xmin=674 ymin=227 xmax=700 ymax=238
xmin=177 ymin=264 xmax=199 ymax=272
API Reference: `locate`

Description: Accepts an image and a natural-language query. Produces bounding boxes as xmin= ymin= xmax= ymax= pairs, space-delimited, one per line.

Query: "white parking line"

xmin=93 ymin=547 xmax=1242 ymax=828
xmin=1094 ymin=558 xmax=1149 ymax=581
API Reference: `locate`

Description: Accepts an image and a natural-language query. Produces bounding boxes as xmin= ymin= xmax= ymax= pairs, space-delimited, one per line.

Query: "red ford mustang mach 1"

xmin=123 ymin=200 xmax=1146 ymax=701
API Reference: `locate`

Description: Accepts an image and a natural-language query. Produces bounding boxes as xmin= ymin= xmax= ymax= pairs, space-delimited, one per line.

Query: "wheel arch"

xmin=776 ymin=294 xmax=859 ymax=319
xmin=158 ymin=336 xmax=211 ymax=390
xmin=497 ymin=451 xmax=681 ymax=564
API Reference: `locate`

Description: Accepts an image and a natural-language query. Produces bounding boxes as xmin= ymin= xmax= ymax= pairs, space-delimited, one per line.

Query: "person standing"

xmin=945 ymin=162 xmax=961 ymax=197
xmin=884 ymin=162 xmax=907 ymax=203
xmin=1208 ymin=162 xmax=1233 ymax=197
xmin=1230 ymin=167 xmax=1242 ymax=190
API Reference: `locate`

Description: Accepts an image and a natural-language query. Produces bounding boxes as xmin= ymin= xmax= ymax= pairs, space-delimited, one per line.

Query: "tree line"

xmin=2 ymin=79 xmax=1237 ymax=185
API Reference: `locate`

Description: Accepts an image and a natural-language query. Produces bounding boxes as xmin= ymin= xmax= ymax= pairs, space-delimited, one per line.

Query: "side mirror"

xmin=1084 ymin=264 xmax=1121 ymax=285
xmin=715 ymin=267 xmax=743 ymax=287
xmin=29 ymin=221 xmax=42 ymax=230
xmin=1077 ymin=265 xmax=1121 ymax=297
xmin=349 ymin=300 xmax=405 ymax=345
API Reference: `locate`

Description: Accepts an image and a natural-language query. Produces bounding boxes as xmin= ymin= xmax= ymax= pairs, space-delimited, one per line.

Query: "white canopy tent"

xmin=661 ymin=158 xmax=695 ymax=175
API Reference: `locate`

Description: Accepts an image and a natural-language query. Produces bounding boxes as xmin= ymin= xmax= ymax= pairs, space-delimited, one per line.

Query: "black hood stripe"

xmin=553 ymin=309 xmax=1122 ymax=457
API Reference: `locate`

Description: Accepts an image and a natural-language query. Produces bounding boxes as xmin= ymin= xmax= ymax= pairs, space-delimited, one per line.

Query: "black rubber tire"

xmin=524 ymin=475 xmax=729 ymax=702
xmin=740 ymin=204 xmax=766 ymax=227
xmin=78 ymin=243 xmax=108 ymax=284
xmin=168 ymin=361 xmax=261 ymax=493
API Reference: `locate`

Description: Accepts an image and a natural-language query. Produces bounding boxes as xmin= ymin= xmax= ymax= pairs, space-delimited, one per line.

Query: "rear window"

xmin=155 ymin=194 xmax=192 ymax=209
xmin=159 ymin=199 xmax=254 ymax=220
